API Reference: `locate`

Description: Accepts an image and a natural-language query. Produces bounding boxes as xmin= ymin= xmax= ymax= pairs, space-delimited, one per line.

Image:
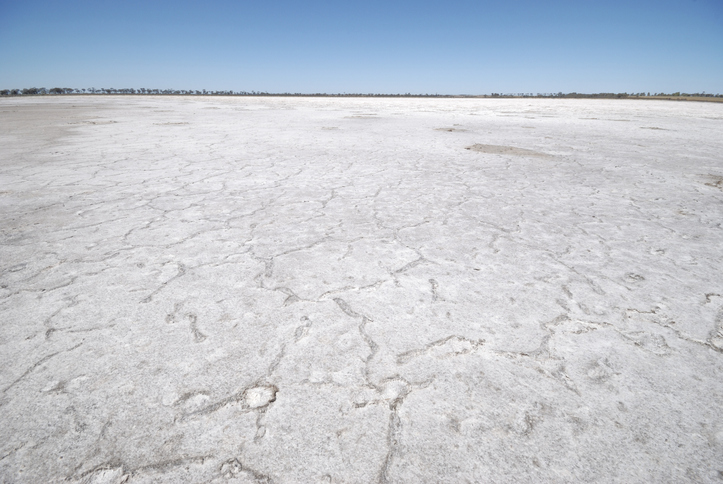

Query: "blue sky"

xmin=1 ymin=0 xmax=722 ymax=94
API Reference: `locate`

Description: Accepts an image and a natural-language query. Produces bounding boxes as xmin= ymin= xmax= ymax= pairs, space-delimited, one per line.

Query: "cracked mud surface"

xmin=1 ymin=96 xmax=722 ymax=483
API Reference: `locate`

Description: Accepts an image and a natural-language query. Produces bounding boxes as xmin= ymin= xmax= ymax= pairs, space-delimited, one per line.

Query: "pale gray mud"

xmin=1 ymin=96 xmax=722 ymax=483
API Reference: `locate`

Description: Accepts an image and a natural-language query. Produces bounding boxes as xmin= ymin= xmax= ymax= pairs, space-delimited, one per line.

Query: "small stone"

xmin=244 ymin=385 xmax=278 ymax=409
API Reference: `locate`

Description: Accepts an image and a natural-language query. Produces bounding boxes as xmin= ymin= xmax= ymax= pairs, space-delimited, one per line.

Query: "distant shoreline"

xmin=2 ymin=92 xmax=722 ymax=103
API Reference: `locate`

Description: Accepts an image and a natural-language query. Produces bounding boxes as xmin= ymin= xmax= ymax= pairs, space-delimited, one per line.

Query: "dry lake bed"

xmin=1 ymin=96 xmax=722 ymax=483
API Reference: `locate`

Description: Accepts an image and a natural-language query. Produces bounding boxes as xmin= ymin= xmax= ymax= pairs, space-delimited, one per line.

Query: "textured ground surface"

xmin=1 ymin=96 xmax=722 ymax=483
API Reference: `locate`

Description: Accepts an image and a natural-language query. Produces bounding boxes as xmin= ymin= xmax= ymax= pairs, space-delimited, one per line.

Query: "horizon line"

xmin=2 ymin=88 xmax=722 ymax=101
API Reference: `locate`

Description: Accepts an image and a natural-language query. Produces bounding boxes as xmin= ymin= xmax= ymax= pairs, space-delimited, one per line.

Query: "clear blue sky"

xmin=1 ymin=0 xmax=722 ymax=94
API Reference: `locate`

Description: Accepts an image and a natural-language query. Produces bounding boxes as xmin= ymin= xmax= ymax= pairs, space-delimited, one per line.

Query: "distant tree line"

xmin=489 ymin=92 xmax=722 ymax=98
xmin=1 ymin=88 xmax=721 ymax=98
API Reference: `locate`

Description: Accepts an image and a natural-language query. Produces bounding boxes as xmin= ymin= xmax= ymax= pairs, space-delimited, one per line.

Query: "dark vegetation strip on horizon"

xmin=1 ymin=87 xmax=721 ymax=99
